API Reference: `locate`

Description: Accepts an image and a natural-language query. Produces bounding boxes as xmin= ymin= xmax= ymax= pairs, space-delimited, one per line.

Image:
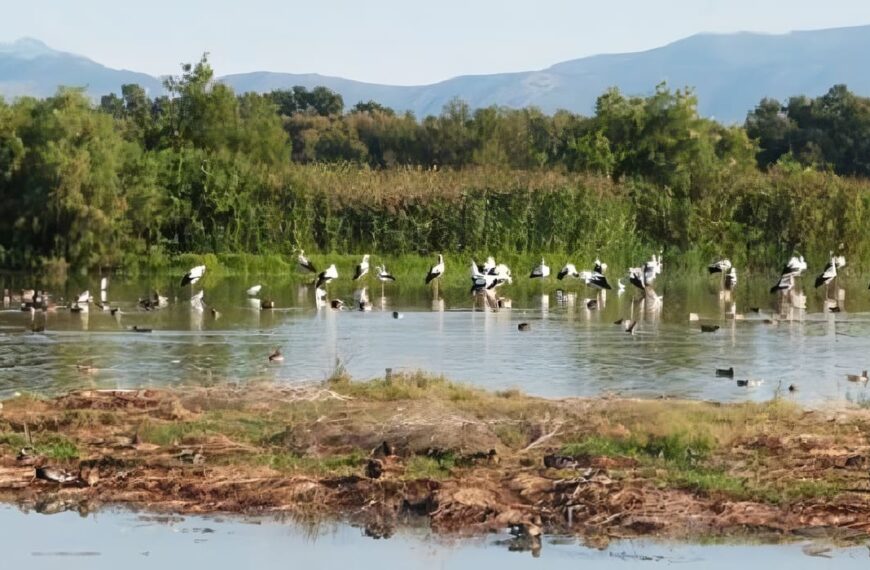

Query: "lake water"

xmin=2 ymin=506 xmax=868 ymax=570
xmin=0 ymin=272 xmax=868 ymax=405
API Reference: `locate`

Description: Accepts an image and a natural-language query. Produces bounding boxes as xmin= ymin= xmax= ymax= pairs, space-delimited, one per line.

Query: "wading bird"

xmin=353 ymin=254 xmax=371 ymax=281
xmin=470 ymin=261 xmax=495 ymax=293
xmin=181 ymin=265 xmax=206 ymax=287
xmin=708 ymin=259 xmax=732 ymax=274
xmin=814 ymin=253 xmax=846 ymax=289
xmin=529 ymin=258 xmax=550 ymax=279
xmin=557 ymin=263 xmax=579 ymax=280
xmin=579 ymin=271 xmax=612 ymax=291
xmin=593 ymin=257 xmax=608 ymax=274
xmin=477 ymin=256 xmax=496 ymax=275
xmin=780 ymin=254 xmax=807 ymax=277
xmin=297 ymin=250 xmax=316 ymax=273
xmin=425 ymin=254 xmax=445 ymax=285
xmin=315 ymin=264 xmax=339 ymax=289
xmin=376 ymin=265 xmax=396 ymax=295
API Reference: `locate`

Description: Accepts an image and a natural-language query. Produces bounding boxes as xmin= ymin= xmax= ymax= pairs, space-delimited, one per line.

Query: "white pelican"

xmin=780 ymin=254 xmax=807 ymax=277
xmin=579 ymin=271 xmax=612 ymax=290
xmin=181 ymin=265 xmax=206 ymax=287
xmin=297 ymin=250 xmax=316 ymax=273
xmin=76 ymin=290 xmax=91 ymax=304
xmin=353 ymin=254 xmax=370 ymax=281
xmin=529 ymin=258 xmax=550 ymax=279
xmin=557 ymin=263 xmax=579 ymax=280
xmin=425 ymin=254 xmax=445 ymax=284
xmin=814 ymin=253 xmax=845 ymax=288
xmin=246 ymin=285 xmax=262 ymax=297
xmin=708 ymin=259 xmax=732 ymax=274
xmin=100 ymin=277 xmax=108 ymax=291
xmin=315 ymin=264 xmax=339 ymax=288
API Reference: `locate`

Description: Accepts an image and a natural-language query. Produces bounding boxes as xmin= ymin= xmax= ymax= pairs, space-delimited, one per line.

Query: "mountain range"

xmin=3 ymin=25 xmax=870 ymax=123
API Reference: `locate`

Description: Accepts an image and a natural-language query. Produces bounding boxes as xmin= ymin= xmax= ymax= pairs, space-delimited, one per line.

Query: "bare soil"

xmin=2 ymin=378 xmax=870 ymax=547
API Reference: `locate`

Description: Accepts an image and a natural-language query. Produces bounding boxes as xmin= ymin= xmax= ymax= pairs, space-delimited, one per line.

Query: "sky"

xmin=4 ymin=0 xmax=870 ymax=84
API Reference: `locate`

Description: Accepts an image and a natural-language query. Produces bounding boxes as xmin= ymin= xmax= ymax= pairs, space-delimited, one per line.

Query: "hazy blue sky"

xmin=4 ymin=0 xmax=870 ymax=84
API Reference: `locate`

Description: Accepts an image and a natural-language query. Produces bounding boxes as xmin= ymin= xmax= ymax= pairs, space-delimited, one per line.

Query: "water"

xmin=2 ymin=506 xmax=868 ymax=569
xmin=0 ymin=273 xmax=868 ymax=405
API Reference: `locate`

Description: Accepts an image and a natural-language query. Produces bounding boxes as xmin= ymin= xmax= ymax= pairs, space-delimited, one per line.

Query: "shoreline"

xmin=2 ymin=374 xmax=870 ymax=546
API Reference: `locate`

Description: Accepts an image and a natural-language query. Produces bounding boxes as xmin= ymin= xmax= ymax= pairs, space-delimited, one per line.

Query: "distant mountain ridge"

xmin=4 ymin=26 xmax=870 ymax=123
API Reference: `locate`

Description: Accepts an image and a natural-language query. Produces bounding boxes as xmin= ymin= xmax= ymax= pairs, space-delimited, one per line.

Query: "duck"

xmin=35 ymin=466 xmax=80 ymax=485
xmin=700 ymin=324 xmax=720 ymax=333
xmin=268 ymin=348 xmax=284 ymax=363
xmin=517 ymin=322 xmax=531 ymax=332
xmin=846 ymin=370 xmax=868 ymax=383
xmin=715 ymin=367 xmax=734 ymax=377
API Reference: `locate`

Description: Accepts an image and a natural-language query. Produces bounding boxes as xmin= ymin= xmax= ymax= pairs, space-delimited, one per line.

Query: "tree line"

xmin=0 ymin=54 xmax=868 ymax=271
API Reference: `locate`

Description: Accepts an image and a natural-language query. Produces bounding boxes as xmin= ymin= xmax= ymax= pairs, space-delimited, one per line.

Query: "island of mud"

xmin=2 ymin=373 xmax=870 ymax=550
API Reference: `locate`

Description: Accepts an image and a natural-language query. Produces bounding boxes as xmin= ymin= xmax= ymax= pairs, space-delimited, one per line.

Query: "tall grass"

xmin=116 ymin=164 xmax=870 ymax=275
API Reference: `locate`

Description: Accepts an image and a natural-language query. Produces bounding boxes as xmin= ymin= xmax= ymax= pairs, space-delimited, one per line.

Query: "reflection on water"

xmin=1 ymin=506 xmax=868 ymax=569
xmin=0 ymin=273 xmax=868 ymax=405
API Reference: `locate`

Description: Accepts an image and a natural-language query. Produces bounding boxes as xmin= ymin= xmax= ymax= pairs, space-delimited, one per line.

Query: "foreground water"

xmin=2 ymin=506 xmax=867 ymax=569
xmin=0 ymin=272 xmax=868 ymax=405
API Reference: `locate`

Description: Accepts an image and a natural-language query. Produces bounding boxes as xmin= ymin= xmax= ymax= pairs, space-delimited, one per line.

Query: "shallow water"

xmin=0 ymin=272 xmax=868 ymax=405
xmin=2 ymin=506 xmax=868 ymax=569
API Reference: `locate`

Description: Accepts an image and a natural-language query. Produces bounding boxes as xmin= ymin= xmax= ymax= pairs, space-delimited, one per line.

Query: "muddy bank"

xmin=2 ymin=374 xmax=870 ymax=547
